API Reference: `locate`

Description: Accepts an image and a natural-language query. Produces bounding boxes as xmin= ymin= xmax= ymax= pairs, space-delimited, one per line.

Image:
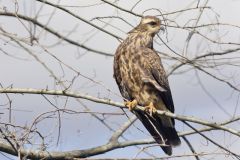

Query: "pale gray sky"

xmin=0 ymin=0 xmax=240 ymax=159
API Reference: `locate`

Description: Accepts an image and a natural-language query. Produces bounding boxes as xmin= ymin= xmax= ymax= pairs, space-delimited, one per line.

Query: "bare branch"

xmin=0 ymin=11 xmax=113 ymax=56
xmin=36 ymin=0 xmax=122 ymax=40
xmin=0 ymin=88 xmax=239 ymax=137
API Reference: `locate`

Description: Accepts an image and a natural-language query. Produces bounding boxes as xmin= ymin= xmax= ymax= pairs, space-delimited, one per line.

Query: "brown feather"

xmin=113 ymin=16 xmax=181 ymax=155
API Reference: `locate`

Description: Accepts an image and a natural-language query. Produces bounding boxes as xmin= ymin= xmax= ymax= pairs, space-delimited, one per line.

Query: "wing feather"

xmin=141 ymin=48 xmax=175 ymax=113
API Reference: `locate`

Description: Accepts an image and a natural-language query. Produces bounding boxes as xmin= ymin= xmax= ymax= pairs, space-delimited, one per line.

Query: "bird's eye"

xmin=148 ymin=21 xmax=157 ymax=26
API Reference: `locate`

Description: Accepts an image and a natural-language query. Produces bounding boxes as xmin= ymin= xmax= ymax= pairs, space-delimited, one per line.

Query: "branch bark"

xmin=0 ymin=11 xmax=113 ymax=56
xmin=0 ymin=88 xmax=239 ymax=137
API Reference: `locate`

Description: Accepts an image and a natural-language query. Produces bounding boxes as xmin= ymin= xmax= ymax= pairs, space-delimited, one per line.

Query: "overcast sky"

xmin=1 ymin=0 xmax=240 ymax=159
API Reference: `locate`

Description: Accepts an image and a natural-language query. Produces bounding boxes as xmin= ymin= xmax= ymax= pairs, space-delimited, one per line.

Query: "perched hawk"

xmin=113 ymin=16 xmax=181 ymax=155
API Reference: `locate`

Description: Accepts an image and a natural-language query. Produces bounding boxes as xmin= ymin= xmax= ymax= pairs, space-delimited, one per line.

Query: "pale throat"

xmin=128 ymin=32 xmax=154 ymax=49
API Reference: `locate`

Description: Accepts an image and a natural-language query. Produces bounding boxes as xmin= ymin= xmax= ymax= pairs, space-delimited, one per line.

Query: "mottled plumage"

xmin=113 ymin=16 xmax=181 ymax=155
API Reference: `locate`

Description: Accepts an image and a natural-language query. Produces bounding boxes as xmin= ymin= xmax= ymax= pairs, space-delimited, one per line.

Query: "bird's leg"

xmin=124 ymin=99 xmax=138 ymax=111
xmin=145 ymin=102 xmax=157 ymax=116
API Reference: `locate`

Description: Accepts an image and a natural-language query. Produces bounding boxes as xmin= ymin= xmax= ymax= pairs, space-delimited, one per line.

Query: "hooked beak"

xmin=160 ymin=26 xmax=165 ymax=33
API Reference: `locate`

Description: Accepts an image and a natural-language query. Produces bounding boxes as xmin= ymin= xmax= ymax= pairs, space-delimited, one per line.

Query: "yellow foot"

xmin=144 ymin=102 xmax=157 ymax=116
xmin=124 ymin=99 xmax=138 ymax=111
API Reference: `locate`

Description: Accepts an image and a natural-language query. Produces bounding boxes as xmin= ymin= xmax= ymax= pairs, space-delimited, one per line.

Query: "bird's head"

xmin=130 ymin=16 xmax=161 ymax=36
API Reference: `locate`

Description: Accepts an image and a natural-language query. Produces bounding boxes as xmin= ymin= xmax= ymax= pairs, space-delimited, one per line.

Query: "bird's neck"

xmin=126 ymin=32 xmax=154 ymax=49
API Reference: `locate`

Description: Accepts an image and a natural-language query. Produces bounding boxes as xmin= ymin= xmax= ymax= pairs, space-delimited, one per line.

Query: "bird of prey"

xmin=113 ymin=16 xmax=181 ymax=155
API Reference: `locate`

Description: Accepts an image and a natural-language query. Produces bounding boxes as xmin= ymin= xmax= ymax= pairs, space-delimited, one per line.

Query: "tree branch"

xmin=0 ymin=11 xmax=113 ymax=56
xmin=36 ymin=0 xmax=122 ymax=40
xmin=0 ymin=88 xmax=239 ymax=137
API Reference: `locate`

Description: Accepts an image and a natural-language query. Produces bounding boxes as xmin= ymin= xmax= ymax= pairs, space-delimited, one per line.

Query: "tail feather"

xmin=157 ymin=116 xmax=181 ymax=146
xmin=162 ymin=126 xmax=181 ymax=146
xmin=134 ymin=110 xmax=181 ymax=155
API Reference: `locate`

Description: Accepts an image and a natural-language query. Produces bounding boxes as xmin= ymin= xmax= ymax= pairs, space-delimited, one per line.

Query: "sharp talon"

xmin=124 ymin=99 xmax=137 ymax=111
xmin=145 ymin=102 xmax=157 ymax=116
